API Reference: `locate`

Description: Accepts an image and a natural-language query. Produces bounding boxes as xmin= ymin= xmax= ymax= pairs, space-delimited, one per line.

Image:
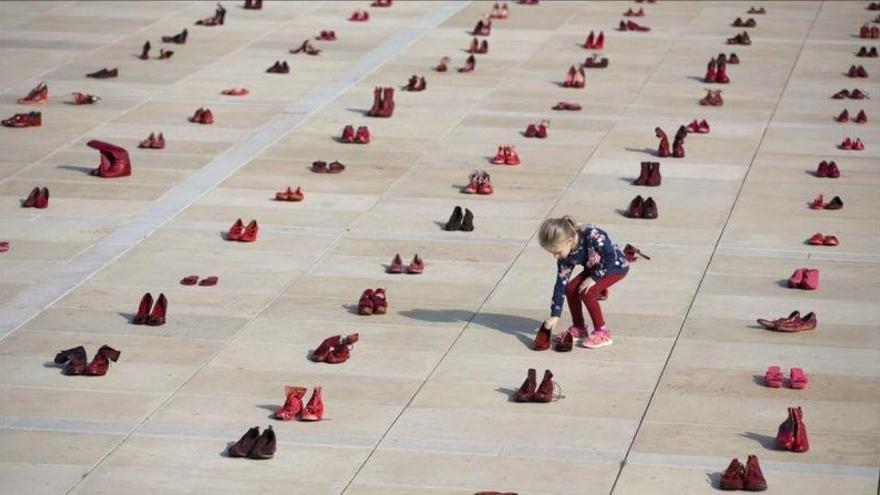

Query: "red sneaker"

xmin=478 ymin=171 xmax=494 ymax=194
xmin=492 ymin=146 xmax=506 ymax=164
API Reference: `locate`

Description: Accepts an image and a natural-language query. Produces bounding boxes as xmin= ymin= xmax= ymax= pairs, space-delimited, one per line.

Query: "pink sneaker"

xmin=583 ymin=329 xmax=613 ymax=349
xmin=553 ymin=325 xmax=588 ymax=342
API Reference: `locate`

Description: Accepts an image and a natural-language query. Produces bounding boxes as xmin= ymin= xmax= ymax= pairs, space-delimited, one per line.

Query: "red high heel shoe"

xmin=239 ymin=220 xmax=258 ymax=242
xmin=458 ymin=54 xmax=476 ymax=73
xmin=310 ymin=336 xmax=341 ymax=363
xmin=132 ymin=292 xmax=153 ymax=324
xmin=583 ymin=31 xmax=595 ymax=49
xmin=84 ymin=345 xmax=121 ymax=376
xmin=340 ymin=125 xmax=355 ymax=143
xmin=371 ymin=289 xmax=388 ymax=315
xmin=274 ymin=386 xmax=307 ymax=420
xmin=407 ymin=254 xmax=424 ymax=274
xmin=227 ymin=218 xmax=245 ymax=240
xmin=18 ymin=81 xmax=48 ymax=104
xmin=327 ymin=333 xmax=359 ymax=363
xmin=300 ymin=387 xmax=324 ymax=421
xmin=146 ymin=293 xmax=167 ymax=326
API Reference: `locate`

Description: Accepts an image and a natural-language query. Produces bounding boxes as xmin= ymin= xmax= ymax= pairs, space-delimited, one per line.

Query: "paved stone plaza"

xmin=0 ymin=1 xmax=878 ymax=493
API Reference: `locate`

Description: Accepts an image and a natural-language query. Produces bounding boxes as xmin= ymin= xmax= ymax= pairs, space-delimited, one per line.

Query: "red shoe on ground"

xmin=227 ymin=218 xmax=245 ymax=241
xmin=790 ymin=367 xmax=808 ymax=389
xmin=355 ymin=126 xmax=370 ymax=144
xmin=221 ymin=88 xmax=249 ymax=96
xmin=809 ymin=194 xmax=824 ymax=209
xmin=388 ymin=254 xmax=404 ymax=273
xmin=407 ymin=254 xmax=424 ymax=274
xmin=719 ymin=458 xmax=745 ymax=490
xmin=239 ymin=220 xmax=258 ymax=242
xmin=146 ymin=293 xmax=167 ymax=326
xmin=18 ymin=81 xmax=48 ymax=104
xmin=274 ymin=386 xmax=307 ymax=420
xmin=764 ymin=365 xmax=783 ymax=387
xmin=370 ymin=289 xmax=387 ymax=315
xmin=744 ymin=455 xmax=767 ymax=491
xmin=2 ymin=111 xmax=41 ymax=128
xmin=505 ymin=145 xmax=521 ymax=165
xmin=823 ymin=235 xmax=839 ymax=246
xmin=132 ymin=292 xmax=153 ymax=324
xmin=87 ymin=140 xmax=131 ymax=178
xmin=300 ymin=387 xmax=324 ymax=421
xmin=358 ymin=289 xmax=375 ymax=315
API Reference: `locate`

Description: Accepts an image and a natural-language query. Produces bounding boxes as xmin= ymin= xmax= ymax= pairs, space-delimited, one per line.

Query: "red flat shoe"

xmin=239 ymin=220 xmax=259 ymax=242
xmin=806 ymin=233 xmax=824 ymax=245
xmin=822 ymin=235 xmax=839 ymax=246
xmin=407 ymin=254 xmax=424 ymax=274
xmin=227 ymin=218 xmax=245 ymax=240
xmin=789 ymin=367 xmax=808 ymax=389
xmin=787 ymin=268 xmax=805 ymax=288
xmin=764 ymin=365 xmax=783 ymax=388
xmin=299 ymin=387 xmax=324 ymax=421
xmin=358 ymin=289 xmax=375 ymax=315
xmin=132 ymin=292 xmax=153 ymax=324
xmin=328 ymin=161 xmax=346 ymax=173
xmin=274 ymin=386 xmax=307 ymax=420
xmin=180 ymin=275 xmax=199 ymax=286
xmin=199 ymin=276 xmax=219 ymax=286
xmin=802 ymin=269 xmax=819 ymax=290
xmin=809 ymin=194 xmax=824 ymax=209
xmin=221 ymin=88 xmax=249 ymax=96
xmin=371 ymin=289 xmax=388 ymax=314
xmin=387 ymin=253 xmax=404 ymax=273
xmin=2 ymin=111 xmax=41 ymax=128
xmin=146 ymin=293 xmax=167 ymax=326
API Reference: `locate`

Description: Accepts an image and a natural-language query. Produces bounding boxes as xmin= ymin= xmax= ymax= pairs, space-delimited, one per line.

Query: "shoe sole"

xmin=583 ymin=339 xmax=613 ymax=349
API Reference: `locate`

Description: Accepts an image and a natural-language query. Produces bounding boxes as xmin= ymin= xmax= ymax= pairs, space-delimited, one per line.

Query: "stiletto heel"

xmin=133 ymin=292 xmax=153 ymax=324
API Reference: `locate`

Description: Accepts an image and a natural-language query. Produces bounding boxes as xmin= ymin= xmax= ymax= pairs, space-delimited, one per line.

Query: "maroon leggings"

xmin=565 ymin=270 xmax=626 ymax=330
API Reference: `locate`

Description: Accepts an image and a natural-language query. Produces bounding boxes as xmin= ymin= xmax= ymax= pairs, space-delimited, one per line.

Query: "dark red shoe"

xmin=719 ymin=458 xmax=745 ymax=490
xmin=623 ymin=244 xmax=650 ymax=262
xmin=825 ymin=196 xmax=843 ymax=210
xmin=827 ymin=161 xmax=840 ymax=178
xmin=85 ymin=345 xmax=121 ymax=376
xmin=627 ymin=195 xmax=645 ymax=218
xmin=355 ymin=126 xmax=370 ymax=144
xmin=358 ymin=289 xmax=374 ymax=315
xmin=87 ymin=140 xmax=131 ymax=178
xmin=704 ymin=58 xmax=717 ymax=83
xmin=458 ymin=54 xmax=476 ymax=73
xmin=388 ymin=253 xmax=405 ymax=273
xmin=146 ymin=293 xmax=167 ymax=326
xmin=340 ymin=125 xmax=355 ymax=143
xmin=854 ymin=109 xmax=867 ymax=123
xmin=310 ymin=336 xmax=341 ymax=362
xmin=646 ymin=162 xmax=661 ymax=186
xmin=634 ymin=162 xmax=650 ymax=185
xmin=533 ymin=324 xmax=550 ymax=351
xmin=327 ymin=333 xmax=359 ymax=363
xmin=531 ymin=369 xmax=558 ymax=403
xmin=512 ymin=368 xmax=537 ymax=402
xmin=774 ymin=312 xmax=817 ymax=332
xmin=371 ymin=288 xmax=387 ymax=314
xmin=2 ymin=111 xmax=42 ymax=128
xmin=744 ymin=455 xmax=767 ymax=491
xmin=22 ymin=187 xmax=39 ymax=208
xmin=407 ymin=254 xmax=424 ymax=274
xmin=54 ymin=346 xmax=86 ymax=365
xmin=791 ymin=406 xmax=809 ymax=452
xmin=228 ymin=427 xmax=260 ymax=457
xmin=132 ymin=292 xmax=153 ymax=324
xmin=239 ymin=220 xmax=259 ymax=242
xmin=776 ymin=407 xmax=796 ymax=450
xmin=555 ymin=331 xmax=573 ymax=352
xmin=300 ymin=387 xmax=324 ymax=421
xmin=757 ymin=310 xmax=800 ymax=330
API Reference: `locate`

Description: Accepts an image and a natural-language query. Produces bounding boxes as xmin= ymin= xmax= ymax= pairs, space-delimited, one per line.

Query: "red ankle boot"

xmin=300 ymin=387 xmax=324 ymax=421
xmin=274 ymin=386 xmax=307 ymax=420
xmin=512 ymin=368 xmax=537 ymax=402
xmin=720 ymin=458 xmax=745 ymax=490
xmin=655 ymin=127 xmax=670 ymax=157
xmin=704 ymin=58 xmax=717 ymax=83
xmin=634 ymin=162 xmax=650 ymax=185
xmin=85 ymin=345 xmax=121 ymax=376
xmin=367 ymin=87 xmax=383 ymax=116
xmin=646 ymin=162 xmax=661 ymax=186
xmin=133 ymin=292 xmax=153 ymax=324
xmin=744 ymin=455 xmax=767 ymax=491
xmin=147 ymin=293 xmax=167 ymax=326
xmin=380 ymin=87 xmax=395 ymax=116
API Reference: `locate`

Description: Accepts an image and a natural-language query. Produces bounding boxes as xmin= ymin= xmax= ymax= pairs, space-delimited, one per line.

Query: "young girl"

xmin=538 ymin=216 xmax=629 ymax=349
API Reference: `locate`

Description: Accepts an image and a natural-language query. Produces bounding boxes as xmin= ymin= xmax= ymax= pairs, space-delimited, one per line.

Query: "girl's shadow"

xmin=399 ymin=308 xmax=540 ymax=348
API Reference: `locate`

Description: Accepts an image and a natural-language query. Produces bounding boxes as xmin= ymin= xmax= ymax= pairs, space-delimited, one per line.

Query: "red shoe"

xmin=854 ymin=109 xmax=867 ymax=123
xmin=787 ymin=268 xmax=805 ymax=288
xmin=198 ymin=276 xmax=218 ymax=286
xmin=463 ymin=171 xmax=480 ymax=194
xmin=852 ymin=137 xmax=864 ymax=150
xmin=388 ymin=253 xmax=405 ymax=273
xmin=340 ymin=125 xmax=355 ymax=143
xmin=492 ymin=146 xmax=506 ymax=164
xmin=524 ymin=123 xmax=537 ymax=138
xmin=533 ymin=324 xmax=550 ymax=351
xmin=358 ymin=289 xmax=375 ymax=315
xmin=139 ymin=133 xmax=156 ymax=149
xmin=87 ymin=140 xmax=131 ymax=178
xmin=816 ymin=160 xmax=829 ymax=177
xmin=764 ymin=365 xmax=783 ymax=387
xmin=583 ymin=31 xmax=595 ymax=49
xmin=371 ymin=289 xmax=387 ymax=315
xmin=646 ymin=162 xmax=661 ymax=186
xmin=809 ymin=194 xmax=824 ymax=209
xmin=478 ymin=171 xmax=494 ymax=194
xmin=21 ymin=187 xmax=39 ymax=208
xmin=802 ymin=269 xmax=819 ymax=290
xmin=698 ymin=119 xmax=710 ymax=133
xmin=180 ymin=275 xmax=199 ymax=286
xmin=772 ymin=312 xmax=817 ymax=332
xmin=18 ymin=81 xmax=48 ymax=104
xmin=300 ymin=387 xmax=324 ymax=421
xmin=625 ymin=20 xmax=650 ymax=31
xmin=827 ymin=161 xmax=840 ymax=178
xmin=468 ymin=37 xmax=480 ymax=54
xmin=832 ymin=89 xmax=849 ymax=99
xmin=147 ymin=293 xmax=167 ymax=326
xmin=850 ymin=89 xmax=869 ymax=99
xmin=656 ymin=127 xmax=670 ymax=157
xmin=84 ymin=345 xmax=121 ymax=376
xmin=594 ymin=31 xmax=605 ymax=49
xmin=132 ymin=292 xmax=153 ymax=324
xmin=2 ymin=111 xmax=41 ymax=128
xmin=458 ymin=54 xmax=476 ymax=73
xmin=274 ymin=386 xmax=307 ymax=420
xmin=435 ymin=57 xmax=450 ymax=72
xmin=719 ymin=458 xmax=746 ymax=490
xmin=0 ymin=241 xmax=9 ymax=253
xmin=505 ymin=145 xmax=521 ymax=165
xmin=531 ymin=369 xmax=559 ymax=403
xmin=686 ymin=119 xmax=701 ymax=133
xmin=744 ymin=455 xmax=768 ymax=491
xmin=791 ymin=406 xmax=809 ymax=452
xmin=627 ymin=195 xmax=645 ymax=218
xmin=70 ymin=92 xmax=100 ymax=105
xmin=715 ymin=57 xmax=729 ymax=83
xmin=535 ymin=120 xmax=548 ymax=138
xmin=512 ymin=368 xmax=537 ymax=402
xmin=355 ymin=126 xmax=370 ymax=144
xmin=552 ymin=101 xmax=581 ymax=111
xmin=806 ymin=233 xmax=825 ymax=245
xmin=240 ymin=220 xmax=258 ymax=242
xmin=310 ymin=336 xmax=341 ymax=363
xmin=704 ymin=58 xmax=717 ymax=83
xmin=825 ymin=195 xmax=843 ymax=210
xmin=776 ymin=407 xmax=796 ymax=450
xmin=35 ymin=187 xmax=49 ymax=208
xmin=221 ymin=88 xmax=249 ymax=96
xmin=227 ymin=218 xmax=245 ymax=240
xmin=407 ymin=254 xmax=424 ymax=274
xmin=790 ymin=367 xmax=808 ymax=389
xmin=623 ymin=243 xmax=650 ymax=262
xmin=327 ymin=334 xmax=359 ymax=363
xmin=823 ymin=235 xmax=839 ymax=246
xmin=728 ymin=52 xmax=740 ymax=64
xmin=328 ymin=161 xmax=346 ymax=173
xmin=153 ymin=133 xmax=165 ymax=149
xmin=839 ymin=137 xmax=853 ymax=149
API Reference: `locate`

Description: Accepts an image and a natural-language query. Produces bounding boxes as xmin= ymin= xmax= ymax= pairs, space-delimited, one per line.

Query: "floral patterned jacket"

xmin=550 ymin=224 xmax=629 ymax=317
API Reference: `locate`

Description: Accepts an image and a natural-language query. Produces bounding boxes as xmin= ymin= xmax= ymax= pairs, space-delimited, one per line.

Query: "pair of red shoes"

xmin=316 ymin=30 xmax=337 ymax=41
xmin=88 ymin=140 xmax=132 ymax=178
xmin=275 ymin=186 xmax=304 ymax=201
xmin=161 ymin=28 xmax=187 ymax=44
xmin=289 ymin=40 xmax=320 ymax=56
xmin=367 ymin=87 xmax=395 ymax=117
xmin=857 ymin=46 xmax=878 ymax=57
xmin=619 ymin=20 xmax=650 ymax=31
xmin=831 ymin=88 xmax=869 ymax=99
xmin=133 ymin=293 xmax=167 ymax=326
xmin=810 ymin=194 xmax=843 ymax=210
xmin=563 ymin=65 xmax=585 ymax=88
xmin=623 ymin=7 xmax=644 ymax=17
xmin=22 ymin=187 xmax=49 ymax=208
xmin=700 ymin=89 xmax=724 ymax=106
xmin=583 ymin=54 xmax=609 ymax=68
xmin=349 ymin=10 xmax=370 ymax=22
xmin=180 ymin=275 xmax=218 ymax=286
xmin=54 ymin=345 xmax=121 ymax=376
xmin=859 ymin=23 xmax=880 ymax=39
xmin=243 ymin=0 xmax=262 ymax=9
xmin=388 ymin=254 xmax=424 ymax=274
xmin=190 ymin=107 xmax=214 ymax=124
xmin=583 ymin=30 xmax=605 ymax=49
xmin=274 ymin=386 xmax=324 ymax=421
xmin=371 ymin=0 xmax=392 ymax=7
xmin=71 ymin=92 xmax=101 ymax=105
xmin=720 ymin=455 xmax=767 ymax=491
xmin=655 ymin=127 xmax=684 ymax=158
xmin=727 ymin=31 xmax=751 ymax=45
xmin=266 ymin=61 xmax=290 ymax=73
xmin=836 ymin=109 xmax=867 ymax=123
xmin=17 ymin=81 xmax=47 ymax=104
xmin=340 ymin=125 xmax=370 ymax=144
xmin=704 ymin=56 xmax=730 ymax=83
xmin=138 ymin=132 xmax=165 ymax=149
xmin=685 ymin=119 xmax=710 ymax=133
xmin=627 ymin=195 xmax=658 ymax=219
xmin=358 ymin=288 xmax=388 ymax=315
xmin=776 ymin=407 xmax=809 ymax=452
xmin=468 ymin=37 xmax=489 ymax=54
xmin=459 ymin=54 xmax=477 ymax=73
xmin=473 ymin=18 xmax=492 ymax=36
xmin=404 ymin=74 xmax=427 ymax=91
xmin=311 ymin=160 xmax=345 ymax=173
xmin=310 ymin=334 xmax=359 ymax=364
xmin=788 ymin=268 xmax=819 ymax=290
xmin=552 ymin=101 xmax=581 ymax=111
xmin=764 ymin=366 xmax=808 ymax=389
xmin=228 ymin=219 xmax=258 ymax=242
xmin=839 ymin=137 xmax=865 ymax=150
xmin=221 ymin=88 xmax=249 ymax=96
xmin=806 ymin=233 xmax=839 ymax=246
xmin=732 ymin=17 xmax=756 ymax=27
xmin=463 ymin=170 xmax=493 ymax=194
xmin=746 ymin=6 xmax=766 ymax=14
xmin=492 ymin=145 xmax=522 ymax=165
xmin=488 ymin=2 xmax=509 ymax=19
xmin=524 ymin=120 xmax=548 ymax=138
xmin=512 ymin=369 xmax=561 ymax=402
xmin=633 ymin=162 xmax=661 ymax=186
xmin=757 ymin=310 xmax=817 ymax=332
xmin=847 ymin=65 xmax=869 ymax=78
xmin=815 ymin=161 xmax=840 ymax=178
xmin=2 ymin=111 xmax=41 ymax=128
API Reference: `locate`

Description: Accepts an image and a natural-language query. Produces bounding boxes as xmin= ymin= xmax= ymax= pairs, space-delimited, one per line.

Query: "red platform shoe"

xmin=300 ymin=387 xmax=324 ymax=421
xmin=87 ymin=140 xmax=131 ymax=178
xmin=132 ymin=293 xmax=153 ymax=324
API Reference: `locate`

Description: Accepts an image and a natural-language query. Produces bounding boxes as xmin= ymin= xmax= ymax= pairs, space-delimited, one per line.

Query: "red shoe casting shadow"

xmin=87 ymin=140 xmax=131 ymax=178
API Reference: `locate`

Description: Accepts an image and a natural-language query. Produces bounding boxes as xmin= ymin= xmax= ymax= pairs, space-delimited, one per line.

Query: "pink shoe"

xmin=802 ymin=269 xmax=819 ymax=290
xmin=764 ymin=365 xmax=783 ymax=388
xmin=583 ymin=329 xmax=613 ymax=349
xmin=789 ymin=367 xmax=808 ymax=389
xmin=552 ymin=325 xmax=588 ymax=342
xmin=787 ymin=268 xmax=805 ymax=288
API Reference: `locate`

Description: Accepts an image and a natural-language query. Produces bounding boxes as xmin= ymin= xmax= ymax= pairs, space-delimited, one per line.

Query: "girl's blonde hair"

xmin=538 ymin=216 xmax=580 ymax=249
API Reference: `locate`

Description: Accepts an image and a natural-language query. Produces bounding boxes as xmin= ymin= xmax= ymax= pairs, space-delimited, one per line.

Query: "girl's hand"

xmin=579 ymin=276 xmax=595 ymax=295
xmin=544 ymin=316 xmax=559 ymax=330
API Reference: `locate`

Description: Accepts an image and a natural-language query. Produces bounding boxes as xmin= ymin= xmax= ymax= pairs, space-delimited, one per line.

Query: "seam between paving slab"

xmin=608 ymin=4 xmax=824 ymax=494
xmin=0 ymin=2 xmax=468 ymax=342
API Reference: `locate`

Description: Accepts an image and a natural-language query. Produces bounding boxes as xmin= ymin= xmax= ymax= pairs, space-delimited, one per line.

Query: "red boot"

xmin=512 ymin=368 xmax=537 ymax=402
xmin=84 ymin=345 xmax=121 ymax=376
xmin=776 ymin=407 xmax=796 ymax=450
xmin=87 ymin=140 xmax=131 ymax=178
xmin=274 ymin=386 xmax=307 ymax=420
xmin=704 ymin=58 xmax=717 ymax=83
xmin=300 ymin=387 xmax=324 ymax=421
xmin=791 ymin=406 xmax=809 ymax=452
